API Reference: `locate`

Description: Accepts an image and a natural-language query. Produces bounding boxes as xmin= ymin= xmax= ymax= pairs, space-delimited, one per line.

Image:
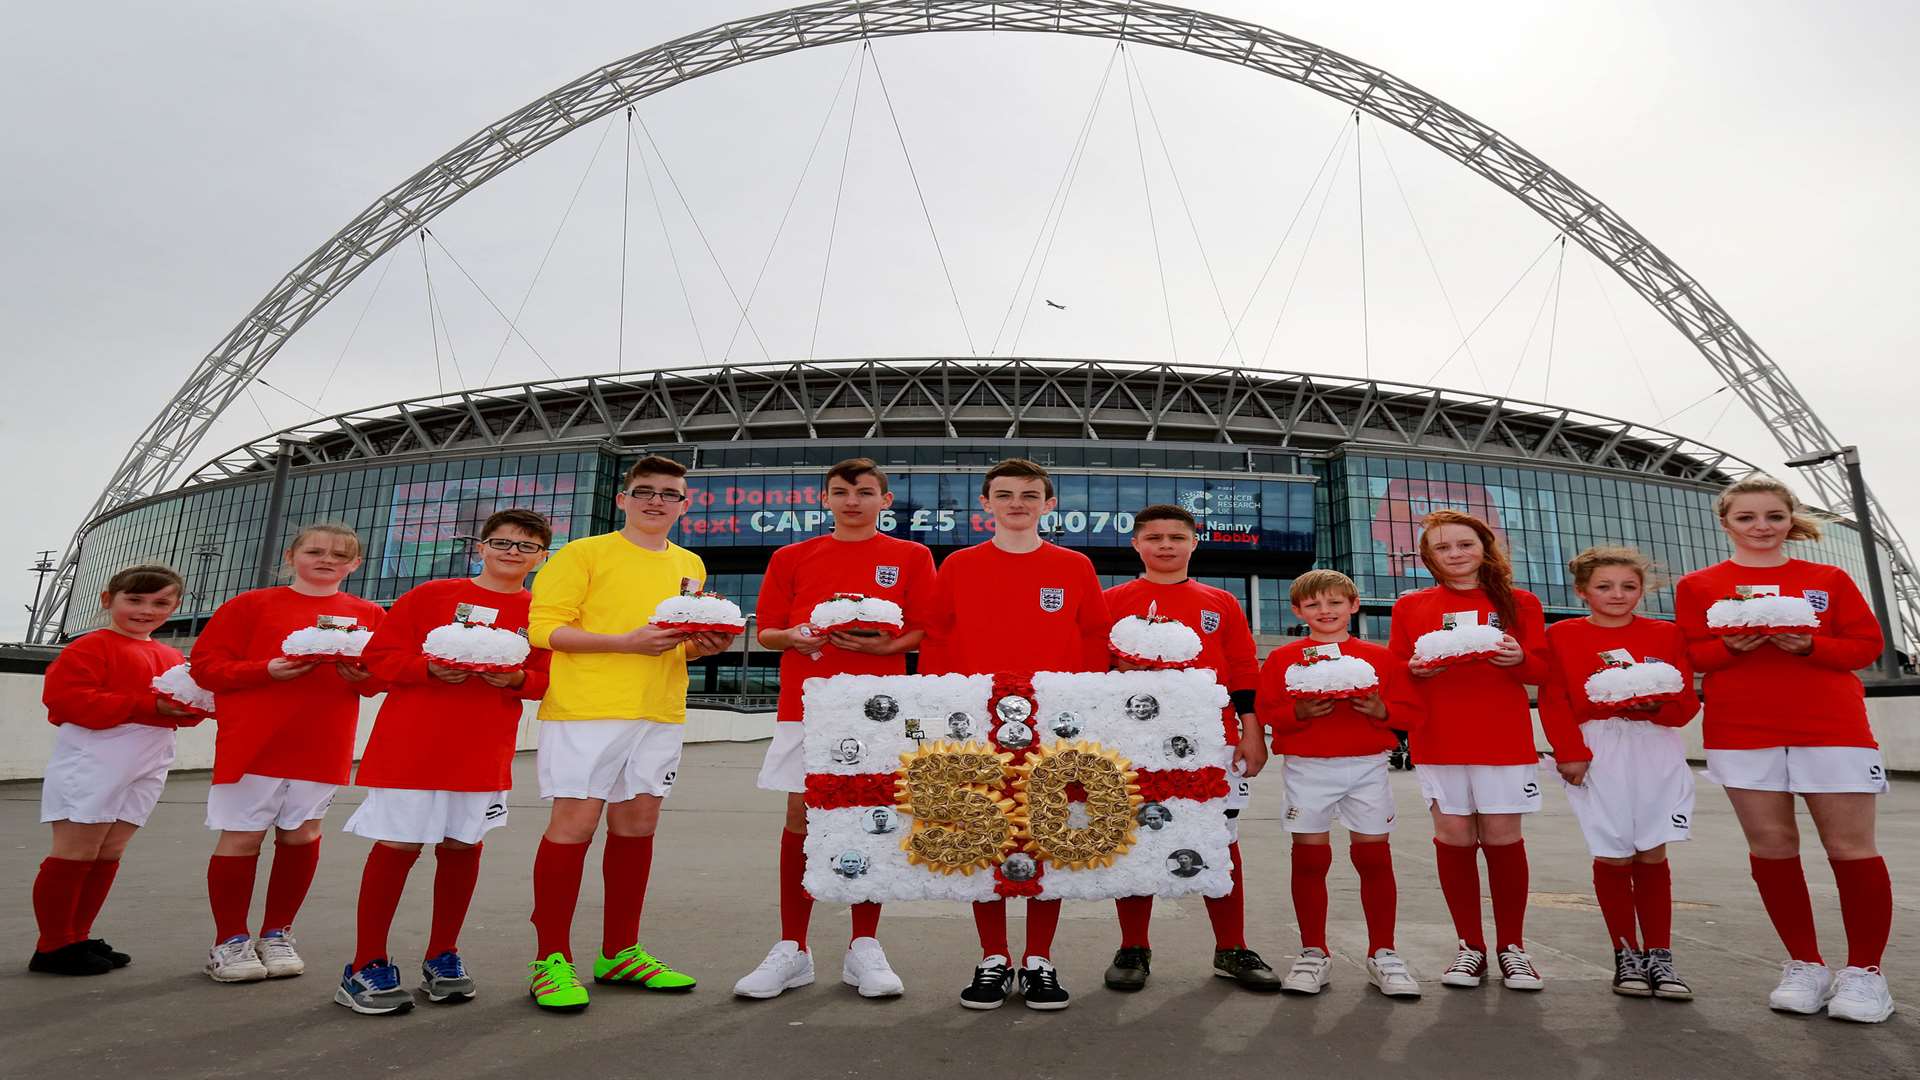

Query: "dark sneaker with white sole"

xmin=1611 ymin=947 xmax=1651 ymax=997
xmin=1017 ymin=957 xmax=1070 ymax=1011
xmin=335 ymin=960 xmax=416 ymax=1015
xmin=421 ymin=950 xmax=476 ymax=1003
xmin=1104 ymin=947 xmax=1151 ymax=991
xmin=959 ymin=955 xmax=1015 ymax=1010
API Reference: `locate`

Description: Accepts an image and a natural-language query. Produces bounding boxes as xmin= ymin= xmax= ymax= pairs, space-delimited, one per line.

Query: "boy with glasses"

xmin=921 ymin=458 xmax=1111 ymax=1011
xmin=334 ymin=509 xmax=553 ymax=1015
xmin=523 ymin=456 xmax=737 ymax=1011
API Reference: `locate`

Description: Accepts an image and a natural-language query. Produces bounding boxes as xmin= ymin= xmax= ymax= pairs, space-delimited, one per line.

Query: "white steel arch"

xmin=33 ymin=0 xmax=1915 ymax=639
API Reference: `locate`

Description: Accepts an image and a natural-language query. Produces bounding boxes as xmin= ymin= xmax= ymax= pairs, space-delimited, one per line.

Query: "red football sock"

xmin=1350 ymin=840 xmax=1397 ymax=955
xmin=352 ymin=843 xmax=419 ymax=969
xmin=1205 ymin=842 xmax=1248 ymax=950
xmin=1290 ymin=842 xmax=1333 ymax=952
xmin=530 ymin=837 xmax=590 ymax=960
xmin=32 ymin=857 xmax=90 ymax=953
xmin=71 ymin=858 xmax=121 ymax=942
xmin=1592 ymin=860 xmax=1638 ymax=952
xmin=1115 ymin=895 xmax=1154 ymax=949
xmin=1022 ymin=898 xmax=1061 ymax=963
xmin=1483 ymin=839 xmax=1529 ymax=952
xmin=1830 ymin=855 xmax=1892 ymax=970
xmin=260 ymin=836 xmax=321 ymax=935
xmin=206 ymin=853 xmax=259 ymax=943
xmin=1433 ymin=839 xmax=1485 ymax=952
xmin=778 ymin=828 xmax=812 ymax=949
xmin=1630 ymin=859 xmax=1672 ymax=950
xmin=426 ymin=843 xmax=483 ymax=959
xmin=973 ymin=900 xmax=1010 ymax=959
xmin=1749 ymin=854 xmax=1822 ymax=964
xmin=849 ymin=902 xmax=882 ymax=943
xmin=601 ymin=833 xmax=655 ymax=958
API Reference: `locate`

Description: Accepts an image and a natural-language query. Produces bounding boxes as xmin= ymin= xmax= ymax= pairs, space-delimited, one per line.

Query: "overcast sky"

xmin=3 ymin=0 xmax=1917 ymax=639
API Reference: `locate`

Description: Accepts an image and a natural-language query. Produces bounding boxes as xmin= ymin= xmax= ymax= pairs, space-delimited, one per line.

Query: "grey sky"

xmin=3 ymin=0 xmax=1917 ymax=638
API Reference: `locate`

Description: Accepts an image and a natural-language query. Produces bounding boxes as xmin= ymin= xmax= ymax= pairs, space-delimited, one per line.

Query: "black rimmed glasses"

xmin=477 ymin=538 xmax=548 ymax=554
xmin=624 ymin=487 xmax=689 ymax=503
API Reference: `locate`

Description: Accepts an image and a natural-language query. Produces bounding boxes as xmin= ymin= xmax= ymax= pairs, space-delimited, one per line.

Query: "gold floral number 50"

xmin=894 ymin=745 xmax=1015 ymax=874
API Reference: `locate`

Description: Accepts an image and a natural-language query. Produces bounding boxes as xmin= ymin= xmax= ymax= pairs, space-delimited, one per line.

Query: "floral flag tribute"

xmin=801 ymin=669 xmax=1234 ymax=903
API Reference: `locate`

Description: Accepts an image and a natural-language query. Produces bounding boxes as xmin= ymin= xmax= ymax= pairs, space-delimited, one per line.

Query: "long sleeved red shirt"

xmin=43 ymin=629 xmax=191 ymax=731
xmin=1387 ymin=584 xmax=1547 ymax=766
xmin=1104 ymin=577 xmax=1258 ymax=742
xmin=920 ymin=541 xmax=1111 ymax=675
xmin=1538 ymin=616 xmax=1699 ymax=764
xmin=354 ymin=578 xmax=550 ymax=791
xmin=190 ymin=586 xmax=385 ymax=785
xmin=756 ymin=533 xmax=938 ymax=722
xmin=1257 ymin=637 xmax=1418 ymax=757
xmin=1674 ymin=558 xmax=1880 ymax=750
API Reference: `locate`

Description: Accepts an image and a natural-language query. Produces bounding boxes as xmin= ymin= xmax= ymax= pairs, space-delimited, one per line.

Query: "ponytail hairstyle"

xmin=280 ymin=522 xmax=363 ymax=580
xmin=1714 ymin=472 xmax=1824 ymax=542
xmin=1567 ymin=545 xmax=1659 ymax=592
xmin=1418 ymin=509 xmax=1518 ymax=632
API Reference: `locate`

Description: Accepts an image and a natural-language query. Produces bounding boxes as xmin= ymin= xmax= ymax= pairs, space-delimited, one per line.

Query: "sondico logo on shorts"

xmin=1671 ymin=812 xmax=1690 ymax=830
xmin=1522 ymin=781 xmax=1540 ymax=799
xmin=1039 ymin=588 xmax=1065 ymax=613
xmin=1870 ymin=764 xmax=1886 ymax=782
xmin=485 ymin=803 xmax=506 ymax=821
xmin=662 ymin=770 xmax=678 ymax=790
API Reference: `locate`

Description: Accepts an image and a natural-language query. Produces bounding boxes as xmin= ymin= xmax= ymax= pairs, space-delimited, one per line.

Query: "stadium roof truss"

xmin=183 ymin=358 xmax=1746 ymax=487
xmin=34 ymin=0 xmax=1916 ymax=639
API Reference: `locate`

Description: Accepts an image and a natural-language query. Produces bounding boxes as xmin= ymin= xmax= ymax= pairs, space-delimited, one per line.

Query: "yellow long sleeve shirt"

xmin=528 ymin=531 xmax=707 ymax=723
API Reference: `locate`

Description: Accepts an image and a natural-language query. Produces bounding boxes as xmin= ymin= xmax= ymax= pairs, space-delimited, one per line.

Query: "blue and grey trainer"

xmin=334 ymin=960 xmax=416 ymax=1015
xmin=421 ymin=950 xmax=476 ymax=1003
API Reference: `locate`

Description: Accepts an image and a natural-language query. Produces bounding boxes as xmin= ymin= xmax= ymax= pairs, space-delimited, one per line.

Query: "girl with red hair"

xmin=1388 ymin=509 xmax=1549 ymax=991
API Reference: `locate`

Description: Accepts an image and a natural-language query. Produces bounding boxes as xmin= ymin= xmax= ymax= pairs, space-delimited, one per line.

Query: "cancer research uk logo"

xmin=875 ymin=565 xmax=900 ymax=588
xmin=1175 ymin=487 xmax=1262 ymax=544
xmin=1039 ymin=587 xmax=1066 ymax=613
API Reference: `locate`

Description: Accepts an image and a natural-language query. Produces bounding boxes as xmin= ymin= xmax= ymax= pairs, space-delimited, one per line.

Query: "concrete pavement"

xmin=2 ymin=743 xmax=1915 ymax=1078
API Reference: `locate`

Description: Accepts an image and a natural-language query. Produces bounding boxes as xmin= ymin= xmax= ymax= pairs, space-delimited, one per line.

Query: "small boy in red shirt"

xmin=921 ymin=458 xmax=1110 ymax=1011
xmin=1257 ymin=570 xmax=1422 ymax=999
xmin=1101 ymin=504 xmax=1276 ymax=992
xmin=733 ymin=458 xmax=935 ymax=1001
xmin=332 ymin=509 xmax=553 ymax=1015
xmin=31 ymin=564 xmax=201 ymax=976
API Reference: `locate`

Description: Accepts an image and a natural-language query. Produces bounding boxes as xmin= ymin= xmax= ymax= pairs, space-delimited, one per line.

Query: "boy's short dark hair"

xmin=624 ymin=455 xmax=688 ymax=488
xmin=981 ymin=457 xmax=1053 ymax=500
xmin=106 ymin=563 xmax=185 ymax=598
xmin=1132 ymin=504 xmax=1197 ymax=533
xmin=482 ymin=508 xmax=554 ymax=548
xmin=826 ymin=457 xmax=889 ymax=494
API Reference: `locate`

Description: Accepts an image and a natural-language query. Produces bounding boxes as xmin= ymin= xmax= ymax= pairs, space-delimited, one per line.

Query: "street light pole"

xmin=1785 ymin=445 xmax=1902 ymax=678
xmin=23 ymin=550 xmax=56 ymax=640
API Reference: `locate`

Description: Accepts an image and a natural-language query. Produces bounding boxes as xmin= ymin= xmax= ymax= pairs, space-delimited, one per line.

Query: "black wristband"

xmin=1230 ymin=689 xmax=1257 ymax=716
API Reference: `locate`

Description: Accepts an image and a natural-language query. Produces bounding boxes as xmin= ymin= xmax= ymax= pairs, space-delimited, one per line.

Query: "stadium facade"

xmin=61 ymin=357 xmax=1892 ymax=695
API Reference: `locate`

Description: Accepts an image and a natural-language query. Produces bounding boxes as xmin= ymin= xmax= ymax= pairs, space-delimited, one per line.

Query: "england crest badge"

xmin=1039 ymin=587 xmax=1066 ymax=613
xmin=874 ymin=564 xmax=900 ymax=588
xmin=1804 ymin=589 xmax=1830 ymax=612
xmin=1200 ymin=610 xmax=1222 ymax=634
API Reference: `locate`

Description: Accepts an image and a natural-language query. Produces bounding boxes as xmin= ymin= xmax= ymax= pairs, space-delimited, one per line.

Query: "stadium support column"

xmin=253 ymin=436 xmax=308 ymax=589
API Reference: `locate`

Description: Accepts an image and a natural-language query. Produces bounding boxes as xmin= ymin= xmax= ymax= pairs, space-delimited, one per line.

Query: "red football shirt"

xmin=1257 ymin=637 xmax=1417 ymax=757
xmin=1104 ymin=577 xmax=1257 ymax=742
xmin=1386 ymin=584 xmax=1547 ymax=766
xmin=355 ymin=578 xmax=551 ymax=791
xmin=43 ymin=629 xmax=187 ymax=731
xmin=757 ymin=532 xmax=937 ymax=722
xmin=1674 ymin=559 xmax=1880 ymax=750
xmin=1538 ymin=615 xmax=1699 ymax=764
xmin=190 ymin=586 xmax=385 ymax=785
xmin=921 ymin=541 xmax=1111 ymax=675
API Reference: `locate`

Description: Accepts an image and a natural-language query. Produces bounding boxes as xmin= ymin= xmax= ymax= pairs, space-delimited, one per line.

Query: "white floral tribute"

xmin=808 ymin=594 xmax=906 ymax=636
xmin=1107 ymin=604 xmax=1203 ymax=669
xmin=1705 ymin=592 xmax=1820 ymax=636
xmin=1284 ymin=648 xmax=1380 ymax=701
xmin=1413 ymin=623 xmax=1507 ymax=666
xmin=801 ymin=668 xmax=1234 ymax=905
xmin=280 ymin=617 xmax=373 ymax=660
xmin=649 ymin=592 xmax=746 ymax=633
xmin=423 ymin=623 xmax=531 ymax=673
xmin=151 ymin=662 xmax=215 ymax=715
xmin=1584 ymin=659 xmax=1686 ymax=710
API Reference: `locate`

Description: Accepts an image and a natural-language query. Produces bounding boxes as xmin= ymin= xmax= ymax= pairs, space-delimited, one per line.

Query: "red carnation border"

xmin=1109 ymin=647 xmax=1198 ymax=671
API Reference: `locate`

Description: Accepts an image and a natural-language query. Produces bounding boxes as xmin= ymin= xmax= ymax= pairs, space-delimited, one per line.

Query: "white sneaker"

xmin=255 ymin=931 xmax=305 ymax=978
xmin=1768 ymin=959 xmax=1835 ymax=1015
xmin=733 ymin=940 xmax=815 ymax=999
xmin=205 ymin=935 xmax=269 ymax=983
xmin=1280 ymin=948 xmax=1331 ymax=995
xmin=842 ymin=937 xmax=905 ymax=998
xmin=1497 ymin=947 xmax=1543 ymax=991
xmin=1827 ymin=966 xmax=1895 ymax=1023
xmin=1367 ymin=949 xmax=1422 ymax=999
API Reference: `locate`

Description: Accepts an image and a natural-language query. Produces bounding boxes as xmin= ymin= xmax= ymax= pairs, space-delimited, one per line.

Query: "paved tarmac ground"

xmin=2 ymin=743 xmax=1915 ymax=1079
